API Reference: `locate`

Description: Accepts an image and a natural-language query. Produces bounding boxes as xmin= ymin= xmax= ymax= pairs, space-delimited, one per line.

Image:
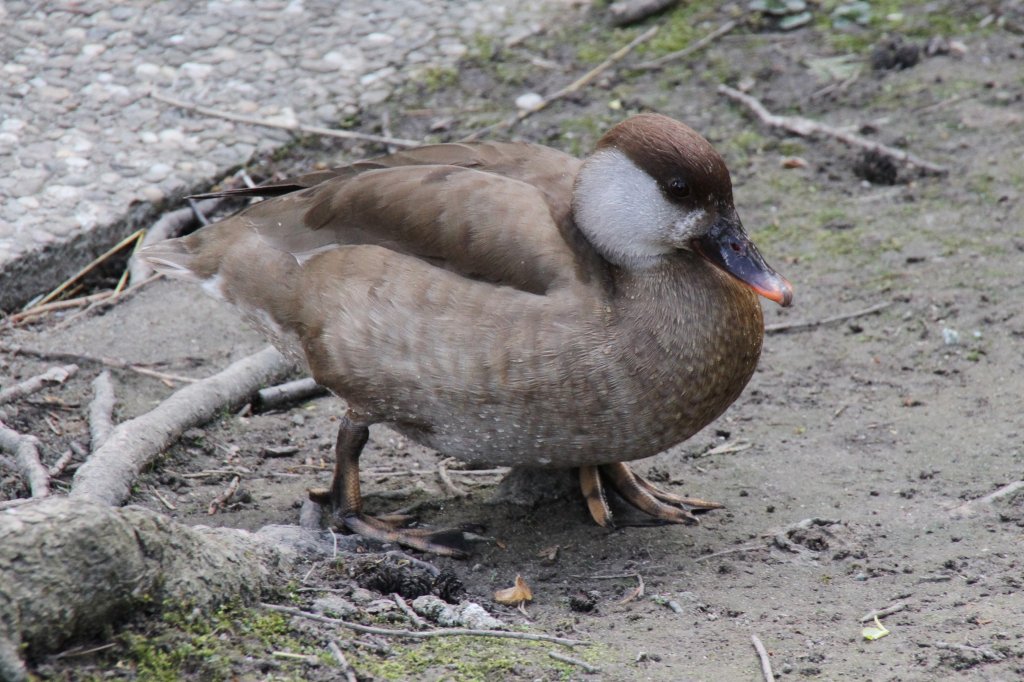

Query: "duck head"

xmin=573 ymin=113 xmax=793 ymax=307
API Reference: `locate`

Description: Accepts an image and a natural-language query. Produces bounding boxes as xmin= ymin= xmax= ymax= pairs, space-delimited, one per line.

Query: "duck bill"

xmin=693 ymin=217 xmax=793 ymax=307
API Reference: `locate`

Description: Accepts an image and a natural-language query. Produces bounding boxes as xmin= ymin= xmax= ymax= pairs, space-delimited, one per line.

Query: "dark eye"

xmin=667 ymin=177 xmax=690 ymax=199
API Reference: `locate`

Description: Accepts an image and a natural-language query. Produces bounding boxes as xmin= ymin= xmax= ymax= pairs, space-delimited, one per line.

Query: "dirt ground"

xmin=3 ymin=2 xmax=1023 ymax=680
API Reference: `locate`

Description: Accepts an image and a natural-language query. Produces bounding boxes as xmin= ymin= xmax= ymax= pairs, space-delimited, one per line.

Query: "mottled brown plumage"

xmin=142 ymin=114 xmax=792 ymax=555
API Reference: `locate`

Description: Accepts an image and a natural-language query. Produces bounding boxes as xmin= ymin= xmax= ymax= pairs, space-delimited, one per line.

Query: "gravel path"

xmin=0 ymin=0 xmax=557 ymax=310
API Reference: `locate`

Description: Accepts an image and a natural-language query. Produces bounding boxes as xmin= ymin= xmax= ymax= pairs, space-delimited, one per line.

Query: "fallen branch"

xmin=766 ymin=301 xmax=892 ymax=334
xmin=950 ymin=480 xmax=1024 ymax=517
xmin=0 ymin=344 xmax=196 ymax=385
xmin=261 ymin=603 xmax=582 ymax=647
xmin=548 ymin=650 xmax=601 ymax=673
xmin=0 ymin=422 xmax=50 ymax=498
xmin=71 ymin=346 xmax=292 ymax=506
xmin=636 ymin=19 xmax=737 ymax=70
xmin=750 ymin=634 xmax=774 ymax=682
xmin=255 ymin=377 xmax=329 ymax=412
xmin=48 ymin=274 xmax=163 ymax=332
xmin=130 ymin=198 xmax=234 ymax=286
xmin=718 ymin=84 xmax=949 ymax=175
xmin=208 ymin=475 xmax=241 ymax=515
xmin=0 ymin=365 xmax=78 ymax=406
xmin=608 ymin=0 xmax=677 ymax=27
xmin=88 ymin=370 xmax=115 ymax=450
xmin=463 ymin=25 xmax=659 ymax=141
xmin=151 ymin=90 xmax=421 ymax=148
xmin=860 ymin=601 xmax=907 ymax=623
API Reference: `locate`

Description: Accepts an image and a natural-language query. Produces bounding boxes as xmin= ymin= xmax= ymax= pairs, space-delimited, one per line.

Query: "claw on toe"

xmin=579 ymin=463 xmax=722 ymax=527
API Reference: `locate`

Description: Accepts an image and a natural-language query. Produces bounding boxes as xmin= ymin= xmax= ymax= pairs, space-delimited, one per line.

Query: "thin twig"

xmin=5 ymin=291 xmax=113 ymax=325
xmin=463 ymin=26 xmax=659 ymax=141
xmin=0 ymin=364 xmax=79 ymax=406
xmin=150 ymin=486 xmax=178 ymax=511
xmin=766 ymin=302 xmax=892 ymax=334
xmin=636 ymin=19 xmax=737 ymax=70
xmin=50 ymin=274 xmax=163 ymax=331
xmin=151 ymin=90 xmax=421 ymax=148
xmin=694 ymin=543 xmax=767 ymax=562
xmin=950 ymin=480 xmax=1024 ymax=517
xmin=617 ymin=574 xmax=645 ymax=605
xmin=208 ymin=475 xmax=241 ymax=515
xmin=0 ymin=421 xmax=50 ymax=498
xmin=548 ymin=650 xmax=601 ymax=673
xmin=751 ymin=634 xmax=774 ymax=682
xmin=0 ymin=344 xmax=195 ymax=386
xmin=718 ymin=84 xmax=949 ymax=175
xmin=327 ymin=640 xmax=358 ymax=682
xmin=47 ymin=449 xmax=75 ymax=477
xmin=88 ymin=370 xmax=116 ymax=450
xmin=21 ymin=230 xmax=145 ymax=312
xmin=860 ymin=602 xmax=907 ymax=623
xmin=437 ymin=457 xmax=469 ymax=497
xmin=260 ymin=603 xmax=582 ymax=647
xmin=392 ymin=594 xmax=428 ymax=629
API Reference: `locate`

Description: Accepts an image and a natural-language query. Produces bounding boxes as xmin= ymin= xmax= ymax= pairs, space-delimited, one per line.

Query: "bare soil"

xmin=3 ymin=2 xmax=1023 ymax=680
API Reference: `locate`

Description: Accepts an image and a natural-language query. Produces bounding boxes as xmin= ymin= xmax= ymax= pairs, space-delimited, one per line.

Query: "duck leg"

xmin=579 ymin=462 xmax=723 ymax=527
xmin=308 ymin=412 xmax=472 ymax=557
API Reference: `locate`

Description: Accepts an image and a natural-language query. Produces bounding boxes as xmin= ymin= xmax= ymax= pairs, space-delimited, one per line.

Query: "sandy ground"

xmin=3 ymin=3 xmax=1023 ymax=680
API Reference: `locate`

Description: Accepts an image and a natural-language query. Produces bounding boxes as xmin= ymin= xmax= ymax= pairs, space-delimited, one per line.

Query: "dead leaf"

xmin=617 ymin=574 xmax=645 ymax=605
xmin=494 ymin=574 xmax=533 ymax=605
xmin=782 ymin=156 xmax=809 ymax=169
xmin=537 ymin=545 xmax=559 ymax=561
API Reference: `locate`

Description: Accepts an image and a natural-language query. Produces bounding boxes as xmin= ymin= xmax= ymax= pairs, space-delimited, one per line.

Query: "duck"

xmin=140 ymin=113 xmax=793 ymax=556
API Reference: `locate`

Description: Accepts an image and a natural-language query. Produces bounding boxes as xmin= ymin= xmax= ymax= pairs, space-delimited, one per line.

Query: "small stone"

xmin=134 ymin=62 xmax=161 ymax=79
xmin=363 ymin=32 xmax=395 ymax=47
xmin=81 ymin=43 xmax=106 ymax=58
xmin=180 ymin=62 xmax=213 ymax=80
xmin=144 ymin=163 xmax=172 ymax=182
xmin=311 ymin=595 xmax=358 ymax=618
xmin=941 ymin=328 xmax=960 ymax=345
xmin=515 ymin=92 xmax=544 ymax=111
xmin=139 ymin=185 xmax=164 ymax=203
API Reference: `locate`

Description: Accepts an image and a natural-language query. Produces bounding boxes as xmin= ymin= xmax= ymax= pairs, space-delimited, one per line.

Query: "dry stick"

xmin=750 ymin=634 xmax=774 ymax=682
xmin=392 ymin=594 xmax=428 ymax=629
xmin=21 ymin=230 xmax=145 ymax=313
xmin=6 ymin=292 xmax=113 ymax=325
xmin=608 ymin=0 xmax=677 ymax=27
xmin=718 ymin=84 xmax=949 ymax=175
xmin=150 ymin=90 xmax=421 ymax=148
xmin=860 ymin=602 xmax=907 ymax=623
xmin=47 ymin=449 xmax=75 ymax=478
xmin=88 ymin=370 xmax=115 ymax=450
xmin=548 ymin=650 xmax=601 ymax=673
xmin=0 ymin=344 xmax=196 ymax=386
xmin=327 ymin=640 xmax=358 ymax=682
xmin=70 ymin=346 xmax=292 ymax=506
xmin=208 ymin=476 xmax=241 ymax=515
xmin=0 ymin=422 xmax=50 ymax=498
xmin=462 ymin=25 xmax=659 ymax=142
xmin=437 ymin=457 xmax=469 ymax=497
xmin=950 ymin=480 xmax=1024 ymax=517
xmin=261 ymin=603 xmax=582 ymax=647
xmin=129 ymin=198 xmax=233 ymax=286
xmin=766 ymin=301 xmax=892 ymax=334
xmin=636 ymin=19 xmax=737 ymax=70
xmin=50 ymin=274 xmax=163 ymax=331
xmin=0 ymin=365 xmax=79 ymax=406
xmin=255 ymin=377 xmax=329 ymax=411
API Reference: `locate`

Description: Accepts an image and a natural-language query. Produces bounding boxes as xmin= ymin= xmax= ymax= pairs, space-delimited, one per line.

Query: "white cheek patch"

xmin=669 ymin=208 xmax=707 ymax=243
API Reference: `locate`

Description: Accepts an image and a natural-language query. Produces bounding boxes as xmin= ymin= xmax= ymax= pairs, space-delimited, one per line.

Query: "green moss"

xmin=418 ymin=65 xmax=460 ymax=93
